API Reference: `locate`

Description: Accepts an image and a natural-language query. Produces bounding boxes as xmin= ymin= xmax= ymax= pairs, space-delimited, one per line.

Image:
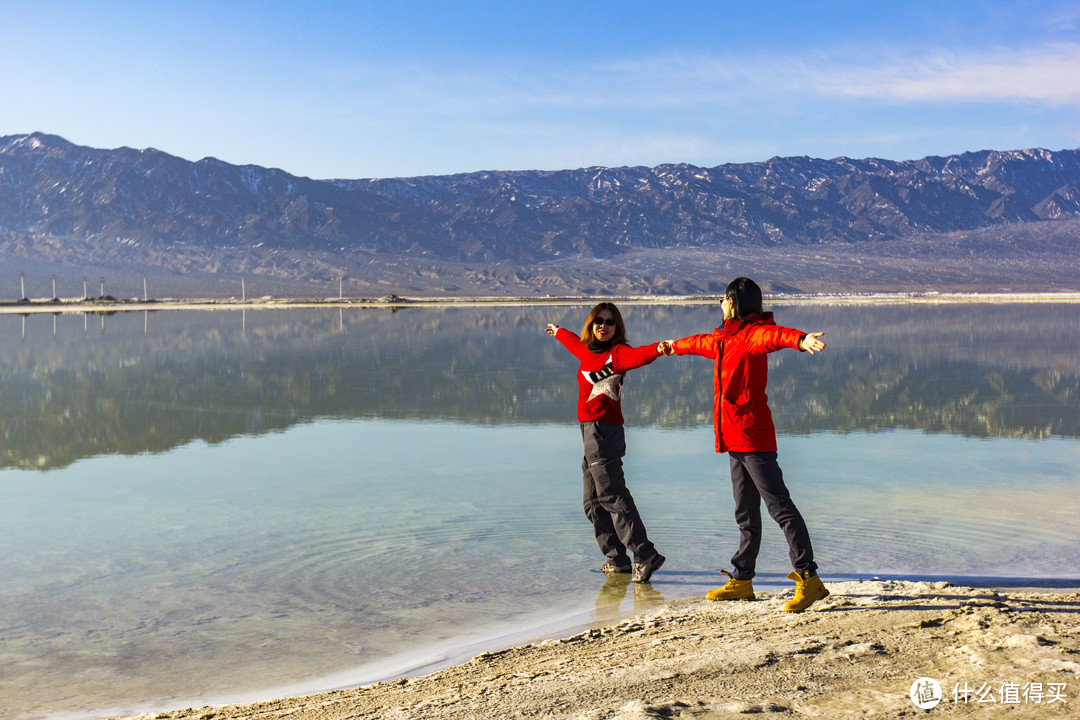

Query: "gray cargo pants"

xmin=581 ymin=420 xmax=658 ymax=565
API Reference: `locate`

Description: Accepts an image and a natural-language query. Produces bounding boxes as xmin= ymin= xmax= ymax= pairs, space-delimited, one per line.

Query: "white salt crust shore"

xmin=102 ymin=579 xmax=1080 ymax=720
xmin=3 ymin=290 xmax=1080 ymax=314
xmin=2 ymin=291 xmax=1080 ymax=317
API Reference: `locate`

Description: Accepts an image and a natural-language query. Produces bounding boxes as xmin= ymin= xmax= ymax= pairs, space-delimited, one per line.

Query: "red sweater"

xmin=672 ymin=313 xmax=805 ymax=453
xmin=555 ymin=327 xmax=661 ymax=424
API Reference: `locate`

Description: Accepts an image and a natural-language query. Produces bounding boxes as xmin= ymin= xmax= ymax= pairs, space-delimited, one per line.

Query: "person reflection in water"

xmin=595 ymin=572 xmax=665 ymax=622
xmin=661 ymin=277 xmax=830 ymax=612
xmin=547 ymin=303 xmax=667 ymax=584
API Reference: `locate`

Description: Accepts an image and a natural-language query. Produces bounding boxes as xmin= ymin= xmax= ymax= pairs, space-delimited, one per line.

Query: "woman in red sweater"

xmin=546 ymin=303 xmax=667 ymax=584
xmin=662 ymin=277 xmax=829 ymax=612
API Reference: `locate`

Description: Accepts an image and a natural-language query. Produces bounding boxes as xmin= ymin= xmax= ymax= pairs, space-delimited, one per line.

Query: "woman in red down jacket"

xmin=662 ymin=277 xmax=830 ymax=612
xmin=546 ymin=302 xmax=667 ymax=584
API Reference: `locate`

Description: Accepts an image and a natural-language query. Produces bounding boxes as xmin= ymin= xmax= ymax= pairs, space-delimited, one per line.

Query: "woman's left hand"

xmin=545 ymin=323 xmax=559 ymax=336
xmin=800 ymin=332 xmax=826 ymax=354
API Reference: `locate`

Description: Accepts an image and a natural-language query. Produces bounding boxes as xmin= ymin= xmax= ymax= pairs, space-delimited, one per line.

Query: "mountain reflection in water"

xmin=2 ymin=302 xmax=1078 ymax=471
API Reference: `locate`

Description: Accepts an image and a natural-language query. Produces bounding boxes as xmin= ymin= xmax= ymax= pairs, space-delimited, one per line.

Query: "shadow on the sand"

xmin=807 ymin=573 xmax=1080 ymax=615
xmin=657 ymin=570 xmax=1080 ymax=615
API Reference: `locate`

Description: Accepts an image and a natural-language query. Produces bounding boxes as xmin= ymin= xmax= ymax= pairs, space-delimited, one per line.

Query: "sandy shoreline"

xmin=3 ymin=290 xmax=1080 ymax=315
xmin=109 ymin=579 xmax=1079 ymax=720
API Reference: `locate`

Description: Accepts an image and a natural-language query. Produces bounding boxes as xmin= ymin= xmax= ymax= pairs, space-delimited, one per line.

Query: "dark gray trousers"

xmin=581 ymin=421 xmax=657 ymax=564
xmin=728 ymin=451 xmax=817 ymax=580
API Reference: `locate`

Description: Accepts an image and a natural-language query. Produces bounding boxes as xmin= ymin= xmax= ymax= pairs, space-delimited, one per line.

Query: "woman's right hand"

xmin=545 ymin=323 xmax=559 ymax=336
xmin=658 ymin=340 xmax=675 ymax=356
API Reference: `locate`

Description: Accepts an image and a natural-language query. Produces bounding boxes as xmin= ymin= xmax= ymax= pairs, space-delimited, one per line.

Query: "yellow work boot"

xmin=784 ymin=570 xmax=829 ymax=612
xmin=705 ymin=569 xmax=755 ymax=601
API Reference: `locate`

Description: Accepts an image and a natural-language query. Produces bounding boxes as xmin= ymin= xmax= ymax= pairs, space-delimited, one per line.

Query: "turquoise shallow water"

xmin=2 ymin=422 xmax=1077 ymax=719
xmin=1 ymin=303 xmax=1078 ymax=718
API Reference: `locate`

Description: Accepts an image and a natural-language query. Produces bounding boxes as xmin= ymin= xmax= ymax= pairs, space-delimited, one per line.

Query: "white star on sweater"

xmin=583 ymin=354 xmax=622 ymax=402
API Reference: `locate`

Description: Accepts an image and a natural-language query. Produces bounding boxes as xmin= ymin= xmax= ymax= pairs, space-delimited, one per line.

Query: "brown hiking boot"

xmin=600 ymin=560 xmax=632 ymax=574
xmin=631 ymin=553 xmax=665 ymax=583
xmin=784 ymin=570 xmax=829 ymax=612
xmin=705 ymin=569 xmax=755 ymax=601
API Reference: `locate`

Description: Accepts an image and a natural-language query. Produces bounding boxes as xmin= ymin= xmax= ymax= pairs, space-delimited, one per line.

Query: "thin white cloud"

xmin=818 ymin=44 xmax=1080 ymax=105
xmin=340 ymin=42 xmax=1080 ymax=122
xmin=318 ymin=52 xmax=802 ymax=117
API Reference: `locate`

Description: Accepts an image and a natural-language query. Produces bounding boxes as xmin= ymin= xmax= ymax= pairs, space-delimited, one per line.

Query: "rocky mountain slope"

xmin=1 ymin=133 xmax=1078 ymax=297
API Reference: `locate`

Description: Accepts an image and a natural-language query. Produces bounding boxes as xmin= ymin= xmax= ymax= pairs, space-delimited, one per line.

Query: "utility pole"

xmin=20 ymin=271 xmax=25 ymax=300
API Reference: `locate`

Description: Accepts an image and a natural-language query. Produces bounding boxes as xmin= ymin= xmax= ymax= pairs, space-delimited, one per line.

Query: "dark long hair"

xmin=579 ymin=302 xmax=628 ymax=344
xmin=725 ymin=277 xmax=764 ymax=320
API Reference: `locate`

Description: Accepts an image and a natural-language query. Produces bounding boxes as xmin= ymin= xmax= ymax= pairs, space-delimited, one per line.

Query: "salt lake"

xmin=1 ymin=301 xmax=1077 ymax=719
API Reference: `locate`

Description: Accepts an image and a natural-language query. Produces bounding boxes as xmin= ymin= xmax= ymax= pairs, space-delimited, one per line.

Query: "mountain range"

xmin=1 ymin=132 xmax=1078 ymax=298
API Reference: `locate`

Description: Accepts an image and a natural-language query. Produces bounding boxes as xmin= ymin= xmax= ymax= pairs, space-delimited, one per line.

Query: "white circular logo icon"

xmin=910 ymin=677 xmax=943 ymax=709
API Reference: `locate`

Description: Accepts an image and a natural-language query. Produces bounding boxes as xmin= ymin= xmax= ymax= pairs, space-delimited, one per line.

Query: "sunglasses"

xmin=593 ymin=318 xmax=616 ymax=327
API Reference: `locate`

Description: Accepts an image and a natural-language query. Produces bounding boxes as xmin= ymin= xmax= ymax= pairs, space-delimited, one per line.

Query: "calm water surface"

xmin=1 ymin=302 xmax=1078 ymax=719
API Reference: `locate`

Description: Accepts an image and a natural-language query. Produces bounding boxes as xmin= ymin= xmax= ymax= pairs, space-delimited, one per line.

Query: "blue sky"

xmin=2 ymin=1 xmax=1079 ymax=179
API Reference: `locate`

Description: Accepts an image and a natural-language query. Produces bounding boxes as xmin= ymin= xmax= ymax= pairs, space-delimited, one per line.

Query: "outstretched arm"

xmin=611 ymin=341 xmax=664 ymax=372
xmin=547 ymin=323 xmax=591 ymax=359
xmin=668 ymin=334 xmax=719 ymax=359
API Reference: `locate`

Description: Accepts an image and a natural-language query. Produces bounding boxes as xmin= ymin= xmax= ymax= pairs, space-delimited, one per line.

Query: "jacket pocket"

xmin=725 ymin=401 xmax=755 ymax=428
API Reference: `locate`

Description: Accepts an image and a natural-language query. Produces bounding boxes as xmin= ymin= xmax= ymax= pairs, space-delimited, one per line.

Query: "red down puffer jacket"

xmin=672 ymin=312 xmax=805 ymax=453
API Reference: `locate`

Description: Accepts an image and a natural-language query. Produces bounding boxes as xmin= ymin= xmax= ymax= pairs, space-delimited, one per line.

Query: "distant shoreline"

xmin=3 ymin=290 xmax=1080 ymax=314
